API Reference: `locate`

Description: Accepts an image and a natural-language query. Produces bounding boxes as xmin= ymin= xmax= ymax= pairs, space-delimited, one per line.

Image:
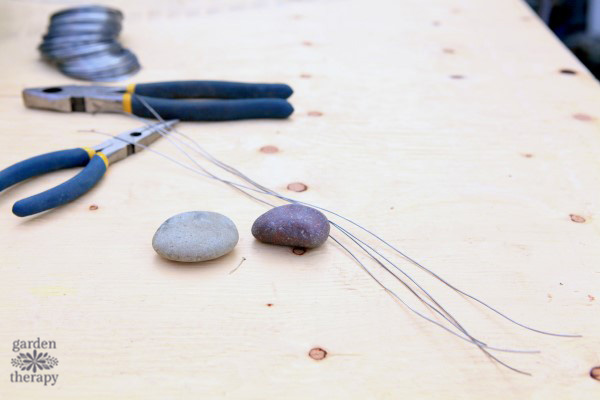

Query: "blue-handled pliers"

xmin=0 ymin=120 xmax=177 ymax=217
xmin=22 ymin=80 xmax=294 ymax=121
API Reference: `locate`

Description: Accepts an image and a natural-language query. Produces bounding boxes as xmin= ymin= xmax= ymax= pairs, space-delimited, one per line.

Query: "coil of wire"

xmin=38 ymin=5 xmax=141 ymax=81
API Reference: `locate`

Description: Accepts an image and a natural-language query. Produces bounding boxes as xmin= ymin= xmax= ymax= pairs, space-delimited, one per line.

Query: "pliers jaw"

xmin=93 ymin=119 xmax=178 ymax=164
xmin=22 ymin=85 xmax=125 ymax=113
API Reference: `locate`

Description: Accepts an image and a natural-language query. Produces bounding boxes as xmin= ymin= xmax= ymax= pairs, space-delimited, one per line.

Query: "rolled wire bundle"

xmin=38 ymin=5 xmax=140 ymax=81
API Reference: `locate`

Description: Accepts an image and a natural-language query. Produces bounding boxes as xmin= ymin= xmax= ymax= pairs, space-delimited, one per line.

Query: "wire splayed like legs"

xmin=81 ymin=96 xmax=581 ymax=376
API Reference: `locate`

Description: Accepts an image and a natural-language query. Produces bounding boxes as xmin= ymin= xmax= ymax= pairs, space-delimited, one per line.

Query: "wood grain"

xmin=1 ymin=0 xmax=599 ymax=398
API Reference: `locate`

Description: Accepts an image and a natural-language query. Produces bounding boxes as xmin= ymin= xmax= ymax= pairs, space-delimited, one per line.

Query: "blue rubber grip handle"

xmin=12 ymin=155 xmax=107 ymax=217
xmin=134 ymin=81 xmax=293 ymax=99
xmin=0 ymin=148 xmax=91 ymax=192
xmin=131 ymin=95 xmax=294 ymax=121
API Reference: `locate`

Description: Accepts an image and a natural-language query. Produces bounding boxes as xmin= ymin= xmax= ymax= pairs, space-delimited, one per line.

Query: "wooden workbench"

xmin=1 ymin=0 xmax=599 ymax=398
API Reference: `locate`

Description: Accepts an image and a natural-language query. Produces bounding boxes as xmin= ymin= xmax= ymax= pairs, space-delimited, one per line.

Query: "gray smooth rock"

xmin=251 ymin=204 xmax=330 ymax=248
xmin=152 ymin=211 xmax=239 ymax=262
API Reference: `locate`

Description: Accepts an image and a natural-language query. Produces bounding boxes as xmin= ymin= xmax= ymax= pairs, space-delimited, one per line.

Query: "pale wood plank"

xmin=1 ymin=0 xmax=599 ymax=398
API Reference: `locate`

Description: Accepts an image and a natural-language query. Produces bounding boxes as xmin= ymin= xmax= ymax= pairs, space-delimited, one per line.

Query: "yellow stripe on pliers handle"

xmin=123 ymin=83 xmax=137 ymax=113
xmin=122 ymin=93 xmax=132 ymax=113
xmin=80 ymin=146 xmax=109 ymax=168
xmin=97 ymin=152 xmax=109 ymax=168
xmin=125 ymin=83 xmax=136 ymax=94
xmin=81 ymin=146 xmax=96 ymax=160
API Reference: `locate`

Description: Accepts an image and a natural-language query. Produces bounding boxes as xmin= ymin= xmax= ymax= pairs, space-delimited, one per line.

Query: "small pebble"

xmin=251 ymin=204 xmax=330 ymax=248
xmin=152 ymin=211 xmax=239 ymax=262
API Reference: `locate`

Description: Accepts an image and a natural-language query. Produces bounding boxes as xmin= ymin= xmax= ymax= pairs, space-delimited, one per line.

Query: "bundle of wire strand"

xmin=38 ymin=5 xmax=140 ymax=81
xmin=80 ymin=97 xmax=581 ymax=376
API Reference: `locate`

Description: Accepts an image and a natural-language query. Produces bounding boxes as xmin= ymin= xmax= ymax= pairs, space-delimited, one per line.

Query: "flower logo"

xmin=11 ymin=349 xmax=58 ymax=373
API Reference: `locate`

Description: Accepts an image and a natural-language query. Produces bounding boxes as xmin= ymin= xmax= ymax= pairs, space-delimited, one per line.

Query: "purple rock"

xmin=251 ymin=204 xmax=330 ymax=248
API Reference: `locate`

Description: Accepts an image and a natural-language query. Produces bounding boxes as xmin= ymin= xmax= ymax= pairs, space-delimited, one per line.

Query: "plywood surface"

xmin=1 ymin=0 xmax=600 ymax=398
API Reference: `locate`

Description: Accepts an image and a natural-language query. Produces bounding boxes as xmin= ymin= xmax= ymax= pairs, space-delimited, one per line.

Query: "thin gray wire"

xmin=86 ymin=97 xmax=579 ymax=375
xmin=327 ymin=235 xmax=532 ymax=375
xmin=87 ymin=128 xmax=540 ymax=359
xmin=127 ymin=103 xmax=580 ymax=339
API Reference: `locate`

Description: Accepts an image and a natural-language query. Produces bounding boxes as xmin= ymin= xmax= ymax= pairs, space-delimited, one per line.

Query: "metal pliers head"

xmin=22 ymin=85 xmax=125 ymax=113
xmin=94 ymin=119 xmax=178 ymax=164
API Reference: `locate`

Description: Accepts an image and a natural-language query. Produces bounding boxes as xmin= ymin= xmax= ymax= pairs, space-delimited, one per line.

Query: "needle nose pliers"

xmin=22 ymin=80 xmax=294 ymax=121
xmin=0 ymin=120 xmax=177 ymax=217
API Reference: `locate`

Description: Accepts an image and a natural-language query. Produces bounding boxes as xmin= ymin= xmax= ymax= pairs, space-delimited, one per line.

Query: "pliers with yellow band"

xmin=22 ymin=80 xmax=294 ymax=121
xmin=0 ymin=120 xmax=177 ymax=217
